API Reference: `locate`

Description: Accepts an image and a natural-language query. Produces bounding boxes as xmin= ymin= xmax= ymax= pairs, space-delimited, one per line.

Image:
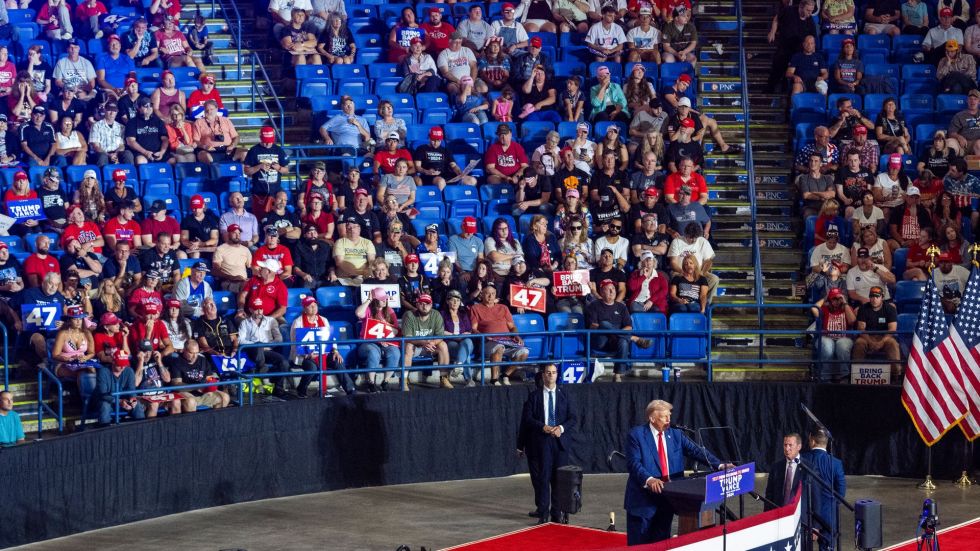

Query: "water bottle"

xmin=661 ymin=367 xmax=670 ymax=383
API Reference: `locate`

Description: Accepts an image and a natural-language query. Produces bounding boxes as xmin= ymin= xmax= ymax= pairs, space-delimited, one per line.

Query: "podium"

xmin=662 ymin=463 xmax=757 ymax=536
xmin=661 ymin=476 xmax=720 ymax=535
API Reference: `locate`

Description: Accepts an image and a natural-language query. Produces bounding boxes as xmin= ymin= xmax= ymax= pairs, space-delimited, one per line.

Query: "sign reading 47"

xmin=21 ymin=304 xmax=62 ymax=331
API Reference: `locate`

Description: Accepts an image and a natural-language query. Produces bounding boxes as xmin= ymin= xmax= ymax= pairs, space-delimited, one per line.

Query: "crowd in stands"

xmin=0 ymin=0 xmax=753 ymax=430
xmin=773 ymin=0 xmax=980 ymax=383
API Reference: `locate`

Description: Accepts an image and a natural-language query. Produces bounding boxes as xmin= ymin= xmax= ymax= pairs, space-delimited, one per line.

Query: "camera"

xmin=919 ymin=498 xmax=939 ymax=533
xmin=213 ymin=134 xmax=224 ymax=142
xmin=139 ymin=339 xmax=153 ymax=352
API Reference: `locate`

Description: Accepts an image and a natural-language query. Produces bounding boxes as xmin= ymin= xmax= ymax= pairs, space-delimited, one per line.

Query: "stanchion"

xmin=918 ymin=447 xmax=937 ymax=490
xmin=954 ymin=440 xmax=974 ymax=487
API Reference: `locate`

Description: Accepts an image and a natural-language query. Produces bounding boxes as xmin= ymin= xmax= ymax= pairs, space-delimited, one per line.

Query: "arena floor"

xmin=10 ymin=474 xmax=979 ymax=550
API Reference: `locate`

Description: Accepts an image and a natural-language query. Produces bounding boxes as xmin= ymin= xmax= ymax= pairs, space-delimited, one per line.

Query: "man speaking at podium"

xmin=624 ymin=399 xmax=728 ymax=546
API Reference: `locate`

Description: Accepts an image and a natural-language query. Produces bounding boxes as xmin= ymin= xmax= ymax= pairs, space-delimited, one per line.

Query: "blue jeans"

xmin=670 ymin=301 xmax=701 ymax=314
xmin=447 ymin=337 xmax=475 ymax=379
xmin=359 ymin=342 xmax=401 ymax=383
xmin=593 ymin=320 xmax=631 ymax=374
xmin=816 ymin=337 xmax=853 ymax=382
xmin=28 ymin=155 xmax=68 ymax=168
xmin=522 ymin=110 xmax=562 ymax=124
xmin=96 ymin=399 xmax=145 ymax=425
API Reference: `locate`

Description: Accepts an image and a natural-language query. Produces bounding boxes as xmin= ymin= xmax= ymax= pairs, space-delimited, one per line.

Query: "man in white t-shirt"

xmin=667 ymin=222 xmax=719 ymax=299
xmin=626 ymin=7 xmax=660 ymax=63
xmin=593 ymin=223 xmax=630 ymax=269
xmin=587 ymin=0 xmax=626 ymax=23
xmin=586 ymin=6 xmax=627 ymax=62
xmin=846 ymin=247 xmax=896 ymax=304
xmin=934 ymin=252 xmax=971 ymax=314
xmin=809 ymin=224 xmax=851 ymax=273
xmin=53 ymin=40 xmax=97 ymax=101
xmin=437 ymin=32 xmax=477 ymax=95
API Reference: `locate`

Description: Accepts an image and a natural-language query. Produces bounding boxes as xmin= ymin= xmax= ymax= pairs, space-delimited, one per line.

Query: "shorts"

xmin=863 ymin=23 xmax=898 ymax=34
xmin=411 ymin=344 xmax=438 ymax=359
xmin=485 ymin=339 xmax=530 ymax=360
xmin=417 ymin=173 xmax=445 ymax=186
xmin=194 ymin=391 xmax=225 ymax=408
xmin=199 ymin=148 xmax=230 ymax=162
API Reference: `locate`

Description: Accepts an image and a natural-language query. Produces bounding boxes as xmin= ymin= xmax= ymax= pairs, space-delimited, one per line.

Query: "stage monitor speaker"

xmin=555 ymin=465 xmax=583 ymax=514
xmin=855 ymin=499 xmax=882 ymax=548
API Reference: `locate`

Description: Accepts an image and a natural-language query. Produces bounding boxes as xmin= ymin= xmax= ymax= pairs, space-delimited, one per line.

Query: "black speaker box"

xmin=555 ymin=465 xmax=583 ymax=514
xmin=855 ymin=499 xmax=883 ymax=549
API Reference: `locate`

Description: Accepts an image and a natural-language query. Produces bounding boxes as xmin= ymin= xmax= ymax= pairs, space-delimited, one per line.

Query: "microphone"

xmin=669 ymin=423 xmax=696 ymax=434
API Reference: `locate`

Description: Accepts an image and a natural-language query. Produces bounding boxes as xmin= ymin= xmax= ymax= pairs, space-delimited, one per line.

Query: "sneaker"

xmin=612 ymin=374 xmax=623 ymax=383
xmin=400 ymin=380 xmax=410 ymax=392
xmin=440 ymin=375 xmax=453 ymax=389
xmin=450 ymin=368 xmax=463 ymax=378
xmin=380 ymin=381 xmax=389 ymax=392
xmin=493 ymin=380 xmax=502 ymax=387
xmin=635 ymin=337 xmax=653 ymax=349
xmin=466 ymin=379 xmax=476 ymax=387
xmin=500 ymin=375 xmax=511 ymax=386
xmin=722 ymin=144 xmax=744 ymax=154
xmin=61 ymin=33 xmax=72 ymax=40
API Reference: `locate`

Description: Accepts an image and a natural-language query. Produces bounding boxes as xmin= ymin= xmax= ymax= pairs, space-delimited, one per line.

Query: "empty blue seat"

xmin=895 ymin=280 xmax=926 ymax=314
xmin=416 ymin=92 xmax=450 ymax=111
xmin=520 ymin=121 xmax=554 ymax=142
xmin=139 ymin=162 xmax=174 ymax=183
xmin=0 ymin=236 xmax=24 ymax=252
xmin=901 ymin=64 xmax=934 ymax=82
xmin=669 ymin=313 xmax=707 ymax=360
xmin=631 ymin=313 xmax=667 ymax=360
xmin=480 ymin=184 xmax=513 ymax=202
xmin=416 ymin=202 xmax=446 ymax=219
xmin=863 ymin=93 xmax=891 ymax=116
xmin=553 ymin=61 xmax=586 ymax=77
xmin=892 ymin=247 xmax=908 ymax=276
xmin=514 ymin=314 xmax=547 ymax=360
xmin=443 ymin=186 xmax=479 ymax=202
xmin=858 ymin=34 xmax=890 ymax=54
xmin=936 ymin=94 xmax=967 ymax=115
xmin=416 ymin=186 xmax=442 ymax=203
xmin=213 ymin=291 xmax=234 ymax=316
xmin=901 ymin=94 xmax=933 ymax=113
xmin=316 ymin=286 xmax=356 ymax=309
xmin=411 ymin=217 xmax=444 ymax=235
xmin=660 ymin=62 xmax=694 ymax=82
xmin=548 ymin=313 xmax=586 ymax=359
xmin=864 ymin=64 xmax=899 ymax=79
xmin=449 ymin=199 xmax=481 ymax=218
xmin=791 ymin=93 xmax=826 ymax=115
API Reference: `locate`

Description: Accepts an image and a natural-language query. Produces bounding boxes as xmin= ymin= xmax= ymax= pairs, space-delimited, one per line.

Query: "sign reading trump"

xmin=7 ymin=199 xmax=45 ymax=222
xmin=552 ymin=270 xmax=590 ymax=297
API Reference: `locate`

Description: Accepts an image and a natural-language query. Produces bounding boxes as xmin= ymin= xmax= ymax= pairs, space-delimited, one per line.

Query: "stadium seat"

xmin=936 ymin=94 xmax=967 ymax=116
xmin=900 ymin=94 xmax=933 ymax=114
xmin=416 ymin=186 xmax=442 ymax=203
xmin=139 ymin=162 xmax=174 ymax=184
xmin=895 ymin=280 xmax=926 ymax=314
xmin=213 ymin=291 xmax=234 ymax=316
xmin=791 ymin=93 xmax=826 ymax=116
xmin=412 ymin=218 xmax=444 ymax=235
xmin=416 ymin=202 xmax=446 ymax=219
xmin=631 ymin=313 xmax=667 ymax=360
xmin=0 ymin=236 xmax=24 ymax=252
xmin=897 ymin=313 xmax=916 ymax=355
xmin=669 ymin=313 xmax=708 ymax=360
xmin=449 ymin=199 xmax=481 ymax=218
xmin=443 ymin=186 xmax=478 ymax=203
xmin=514 ymin=314 xmax=547 ymax=360
xmin=548 ymin=313 xmax=586 ymax=359
xmin=316 ymin=286 xmax=355 ymax=309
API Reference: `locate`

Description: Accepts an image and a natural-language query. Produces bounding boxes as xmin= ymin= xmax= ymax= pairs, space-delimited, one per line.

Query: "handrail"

xmin=36 ymin=366 xmax=63 ymax=438
xmin=733 ymin=0 xmax=765 ymax=311
xmin=250 ymin=53 xmax=287 ymax=146
xmin=213 ymin=0 xmax=242 ymax=76
xmin=1 ymin=323 xmax=7 ymax=390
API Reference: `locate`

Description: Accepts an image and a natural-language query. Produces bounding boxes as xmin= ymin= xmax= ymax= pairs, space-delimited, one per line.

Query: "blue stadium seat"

xmin=65 ymin=165 xmax=99 ymax=186
xmin=864 ymin=64 xmax=899 ymax=80
xmin=213 ymin=291 xmax=234 ymax=316
xmin=181 ymin=192 xmax=218 ymax=214
xmin=897 ymin=313 xmax=916 ymax=354
xmin=631 ymin=313 xmax=666 ymax=360
xmin=416 ymin=185 xmax=442 ymax=203
xmin=520 ymin=121 xmax=554 ymax=142
xmin=548 ymin=313 xmax=586 ymax=359
xmin=411 ymin=218 xmax=444 ymax=235
xmin=480 ymin=184 xmax=513 ymax=202
xmin=416 ymin=202 xmax=446 ymax=219
xmin=892 ymin=248 xmax=908 ymax=278
xmin=139 ymin=162 xmax=174 ymax=184
xmin=901 ymin=94 xmax=934 ymax=113
xmin=169 ymin=66 xmax=200 ymax=85
xmin=176 ymin=162 xmax=209 ymax=186
xmin=821 ymin=34 xmax=848 ymax=53
xmin=416 ymin=92 xmax=450 ymax=112
xmin=286 ymin=288 xmax=314 ymax=308
xmin=791 ymin=93 xmax=827 ymax=115
xmin=553 ymin=62 xmax=586 ymax=78
xmin=300 ymin=81 xmax=331 ymax=100
xmin=443 ymin=186 xmax=478 ymax=202
xmin=936 ymin=94 xmax=967 ymax=116
xmin=858 ymin=34 xmax=890 ymax=56
xmin=482 ymin=122 xmax=517 ymax=140
xmin=449 ymin=199 xmax=481 ymax=218
xmin=669 ymin=313 xmax=707 ymax=360
xmin=102 ymin=164 xmax=136 ymax=186
xmin=316 ymin=286 xmax=356 ymax=309
xmin=0 ymin=236 xmax=24 ymax=252
xmin=421 ymin=110 xmax=450 ymax=125
xmin=901 ymin=64 xmax=934 ymax=82
xmin=895 ymin=280 xmax=926 ymax=314
xmin=485 ymin=198 xmax=514 ymax=216
xmin=514 ymin=314 xmax=547 ymax=360
xmin=660 ymin=62 xmax=694 ymax=82
xmin=828 ymin=94 xmax=861 ymax=117
xmin=863 ymin=93 xmax=891 ymax=117
xmin=25 ymin=232 xmax=59 ymax=252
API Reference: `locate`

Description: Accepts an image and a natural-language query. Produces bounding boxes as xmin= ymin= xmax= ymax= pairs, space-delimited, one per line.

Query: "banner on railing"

xmin=212 ymin=355 xmax=254 ymax=373
xmin=552 ymin=270 xmax=590 ymax=297
xmin=359 ymin=284 xmax=401 ymax=307
xmin=420 ymin=251 xmax=456 ymax=278
xmin=509 ymin=284 xmax=547 ymax=313
xmin=296 ymin=327 xmax=331 ymax=355
xmin=850 ymin=363 xmax=891 ymax=385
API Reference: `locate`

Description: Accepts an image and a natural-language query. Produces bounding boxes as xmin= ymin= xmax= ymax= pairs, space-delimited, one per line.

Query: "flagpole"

xmin=954 ymin=440 xmax=974 ymax=487
xmin=918 ymin=447 xmax=936 ymax=490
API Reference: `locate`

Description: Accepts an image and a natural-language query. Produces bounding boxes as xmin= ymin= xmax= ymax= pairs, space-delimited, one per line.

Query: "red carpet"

xmin=442 ymin=523 xmax=627 ymax=550
xmin=883 ymin=517 xmax=980 ymax=551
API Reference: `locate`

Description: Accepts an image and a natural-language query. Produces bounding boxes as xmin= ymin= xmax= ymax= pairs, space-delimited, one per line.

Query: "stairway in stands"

xmin=700 ymin=0 xmax=812 ymax=380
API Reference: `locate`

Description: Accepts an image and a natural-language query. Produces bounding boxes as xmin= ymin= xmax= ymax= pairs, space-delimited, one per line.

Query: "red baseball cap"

xmin=250 ymin=296 xmax=264 ymax=309
xmin=190 ymin=194 xmax=205 ymax=209
xmin=404 ymin=253 xmax=420 ymax=264
xmin=227 ymin=223 xmax=242 ymax=233
xmin=888 ymin=153 xmax=903 ymax=167
xmin=125 ymin=76 xmax=137 ymax=86
xmin=643 ymin=186 xmax=660 ymax=197
xmin=200 ymin=73 xmax=215 ymax=84
xmin=502 ymin=2 xmax=515 ymax=10
xmin=260 ymin=126 xmax=276 ymax=144
xmin=301 ymin=295 xmax=317 ymax=307
xmin=530 ymin=36 xmax=542 ymax=48
xmin=100 ymin=312 xmax=121 ymax=325
xmin=410 ymin=36 xmax=423 ymax=45
xmin=112 ymin=168 xmax=128 ymax=181
xmin=853 ymin=125 xmax=867 ymax=135
xmin=600 ymin=279 xmax=616 ymax=288
xmin=429 ymin=126 xmax=444 ymax=140
xmin=940 ymin=7 xmax=953 ymax=17
xmin=827 ymin=288 xmax=844 ymax=300
xmin=142 ymin=302 xmax=161 ymax=315
xmin=354 ymin=188 xmax=369 ymax=197
xmin=166 ymin=299 xmax=181 ymax=309
xmin=462 ymin=216 xmax=478 ymax=232
xmin=108 ymin=34 xmax=121 ymax=43
xmin=417 ymin=294 xmax=433 ymax=304
xmin=13 ymin=170 xmax=27 ymax=181
xmin=0 ymin=242 xmax=8 ymax=250
xmin=677 ymin=74 xmax=692 ymax=83
xmin=113 ymin=349 xmax=131 ymax=366
xmin=429 ymin=6 xmax=441 ymax=14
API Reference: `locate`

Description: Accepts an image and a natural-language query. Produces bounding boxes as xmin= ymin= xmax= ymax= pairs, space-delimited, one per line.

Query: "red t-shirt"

xmin=243 ymin=276 xmax=288 ymax=315
xmin=374 ymin=149 xmax=414 ymax=175
xmin=301 ymin=211 xmax=335 ymax=236
xmin=129 ymin=319 xmax=170 ymax=352
xmin=187 ymin=88 xmax=225 ymax=111
xmin=252 ymin=244 xmax=294 ymax=271
xmin=421 ymin=21 xmax=455 ymax=53
xmin=663 ymin=172 xmax=709 ymax=203
xmin=103 ymin=217 xmax=141 ymax=248
xmin=94 ymin=331 xmax=126 ymax=359
xmin=75 ymin=1 xmax=108 ymax=18
xmin=0 ymin=61 xmax=16 ymax=91
xmin=62 ymin=221 xmax=104 ymax=253
xmin=141 ymin=216 xmax=181 ymax=241
xmin=128 ymin=288 xmax=163 ymax=311
xmin=484 ymin=141 xmax=528 ymax=177
xmin=24 ymin=254 xmax=60 ymax=283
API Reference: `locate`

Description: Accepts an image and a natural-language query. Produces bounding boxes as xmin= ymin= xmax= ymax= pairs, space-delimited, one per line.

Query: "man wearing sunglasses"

xmin=593 ymin=219 xmax=629 ymax=269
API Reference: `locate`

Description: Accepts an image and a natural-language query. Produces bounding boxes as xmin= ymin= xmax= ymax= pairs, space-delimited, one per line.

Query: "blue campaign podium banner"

xmin=296 ymin=327 xmax=331 ymax=355
xmin=211 ymin=355 xmax=255 ymax=374
xmin=560 ymin=360 xmax=587 ymax=384
xmin=705 ymin=462 xmax=756 ymax=503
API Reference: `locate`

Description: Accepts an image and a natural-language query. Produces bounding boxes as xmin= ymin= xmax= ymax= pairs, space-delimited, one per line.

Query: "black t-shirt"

xmin=125 ymin=115 xmax=167 ymax=153
xmin=47 ymin=98 xmax=86 ymax=126
xmin=520 ymin=175 xmax=553 ymax=202
xmin=776 ymin=5 xmax=818 ymax=50
xmin=856 ymin=302 xmax=897 ymax=332
xmin=105 ymin=185 xmax=139 ymax=212
xmin=834 ymin=166 xmax=874 ymax=205
xmin=336 ymin=182 xmax=373 ymax=212
xmin=585 ymin=299 xmax=631 ymax=329
xmin=260 ymin=210 xmax=300 ymax=233
xmin=630 ymin=231 xmax=670 ymax=269
xmin=629 ymin=203 xmax=670 ymax=233
xmin=170 ymin=353 xmax=217 ymax=388
xmin=102 ymin=255 xmax=142 ymax=280
xmin=244 ymin=143 xmax=288 ymax=196
xmin=192 ymin=316 xmax=236 ymax=355
xmin=0 ymin=257 xmax=23 ymax=298
xmin=553 ymin=166 xmax=591 ymax=197
xmin=38 ymin=186 xmax=67 ymax=221
xmin=592 ymin=169 xmax=628 ymax=198
xmin=629 ymin=170 xmax=662 ymax=194
xmin=415 ymin=143 xmax=453 ymax=173
xmin=869 ymin=0 xmax=900 ymax=17
xmin=665 ymin=140 xmax=705 ymax=168
xmin=590 ymin=266 xmax=627 ymax=288
xmin=117 ymin=93 xmax=149 ymax=123
xmin=20 ymin=122 xmax=56 ymax=158
xmin=181 ymin=211 xmax=221 ymax=243
xmin=343 ymin=209 xmax=382 ymax=237
xmin=671 ymin=274 xmax=708 ymax=302
xmin=138 ymin=248 xmax=179 ymax=279
xmin=592 ymin=200 xmax=624 ymax=228
xmin=662 ymin=114 xmax=703 ymax=140
xmin=919 ymin=148 xmax=956 ymax=179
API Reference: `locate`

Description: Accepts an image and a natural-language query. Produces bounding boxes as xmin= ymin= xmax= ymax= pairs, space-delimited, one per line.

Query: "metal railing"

xmin=734 ymin=0 xmax=765 ymax=307
xmin=36 ymin=366 xmax=63 ymax=438
xmin=1 ymin=324 xmax=8 ymax=391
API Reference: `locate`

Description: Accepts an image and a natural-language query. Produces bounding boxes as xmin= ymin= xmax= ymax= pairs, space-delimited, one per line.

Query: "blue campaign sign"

xmin=7 ymin=199 xmax=46 ymax=222
xmin=419 ymin=251 xmax=457 ymax=279
xmin=560 ymin=360 xmax=587 ymax=384
xmin=705 ymin=462 xmax=756 ymax=503
xmin=296 ymin=327 xmax=331 ymax=355
xmin=20 ymin=303 xmax=62 ymax=331
xmin=211 ymin=354 xmax=255 ymax=374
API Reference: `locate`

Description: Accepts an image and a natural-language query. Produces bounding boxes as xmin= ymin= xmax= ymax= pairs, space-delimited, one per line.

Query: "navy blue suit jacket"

xmin=518 ymin=386 xmax=575 ymax=456
xmin=801 ymin=448 xmax=846 ymax=534
xmin=624 ymin=425 xmax=721 ymax=518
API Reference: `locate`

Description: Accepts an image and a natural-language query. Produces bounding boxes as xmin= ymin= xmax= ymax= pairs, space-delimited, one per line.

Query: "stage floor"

xmin=10 ymin=474 xmax=979 ymax=550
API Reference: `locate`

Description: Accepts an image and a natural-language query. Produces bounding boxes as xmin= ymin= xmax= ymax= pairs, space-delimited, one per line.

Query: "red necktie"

xmin=658 ymin=431 xmax=669 ymax=482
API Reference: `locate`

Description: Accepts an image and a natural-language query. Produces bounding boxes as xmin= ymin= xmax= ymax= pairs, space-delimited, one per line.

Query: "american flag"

xmin=952 ymin=267 xmax=980 ymax=441
xmin=901 ymin=278 xmax=969 ymax=445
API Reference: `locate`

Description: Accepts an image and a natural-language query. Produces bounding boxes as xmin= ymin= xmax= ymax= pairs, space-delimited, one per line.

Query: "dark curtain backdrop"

xmin=0 ymin=382 xmax=971 ymax=548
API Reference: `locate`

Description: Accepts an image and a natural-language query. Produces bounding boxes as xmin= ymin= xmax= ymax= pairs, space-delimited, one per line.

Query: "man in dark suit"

xmin=623 ymin=399 xmax=725 ymax=546
xmin=801 ymin=428 xmax=846 ymax=551
xmin=518 ymin=364 xmax=576 ymax=524
xmin=765 ymin=432 xmax=804 ymax=510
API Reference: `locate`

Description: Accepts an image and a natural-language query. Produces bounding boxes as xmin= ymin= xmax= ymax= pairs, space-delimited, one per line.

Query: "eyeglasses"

xmin=570 ymin=225 xmax=583 ymax=230
xmin=610 ymin=225 xmax=623 ymax=230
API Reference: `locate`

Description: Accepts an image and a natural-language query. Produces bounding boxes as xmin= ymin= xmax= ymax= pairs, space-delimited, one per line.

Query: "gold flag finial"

xmin=927 ymin=244 xmax=942 ymax=274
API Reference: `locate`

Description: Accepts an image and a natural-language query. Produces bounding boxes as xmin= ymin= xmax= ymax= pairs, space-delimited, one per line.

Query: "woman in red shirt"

xmin=300 ymin=192 xmax=336 ymax=242
xmin=811 ymin=288 xmax=856 ymax=383
xmin=903 ymin=226 xmax=935 ymax=281
xmin=61 ymin=204 xmax=105 ymax=254
xmin=186 ymin=73 xmax=226 ymax=120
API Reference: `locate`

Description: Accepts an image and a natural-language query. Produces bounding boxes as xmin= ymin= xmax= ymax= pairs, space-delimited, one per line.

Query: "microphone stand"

xmin=797 ymin=459 xmax=854 ymax=551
